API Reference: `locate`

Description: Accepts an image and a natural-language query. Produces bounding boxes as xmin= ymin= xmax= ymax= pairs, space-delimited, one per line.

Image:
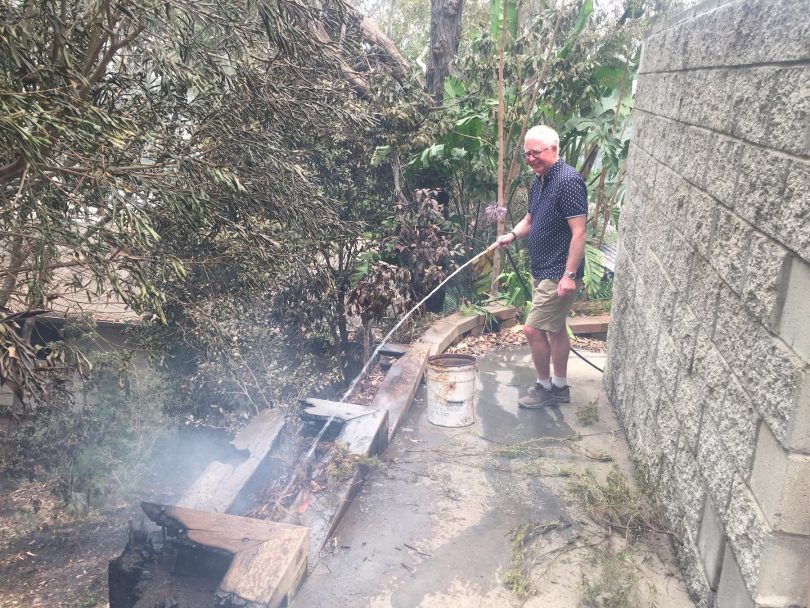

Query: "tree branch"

xmin=78 ymin=21 xmax=145 ymax=98
xmin=504 ymin=13 xmax=562 ymax=191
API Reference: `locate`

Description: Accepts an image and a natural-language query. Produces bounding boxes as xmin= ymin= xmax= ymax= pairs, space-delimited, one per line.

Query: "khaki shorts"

xmin=525 ymin=278 xmax=578 ymax=333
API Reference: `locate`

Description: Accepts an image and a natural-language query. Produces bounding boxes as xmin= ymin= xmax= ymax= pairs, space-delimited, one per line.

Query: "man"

xmin=494 ymin=125 xmax=587 ymax=408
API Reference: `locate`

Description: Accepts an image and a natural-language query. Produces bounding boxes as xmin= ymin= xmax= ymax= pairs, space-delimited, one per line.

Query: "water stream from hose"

xmin=339 ymin=246 xmax=496 ymax=402
xmin=307 ymin=245 xmax=497 ymax=458
xmin=274 ymin=243 xmax=499 ymax=517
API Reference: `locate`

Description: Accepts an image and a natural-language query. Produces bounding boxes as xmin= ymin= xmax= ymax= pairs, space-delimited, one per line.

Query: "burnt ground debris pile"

xmin=104 ymin=306 xmax=518 ymax=607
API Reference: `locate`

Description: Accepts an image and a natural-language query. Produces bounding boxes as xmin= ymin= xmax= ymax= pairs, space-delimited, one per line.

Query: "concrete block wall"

xmin=604 ymin=1 xmax=810 ymax=607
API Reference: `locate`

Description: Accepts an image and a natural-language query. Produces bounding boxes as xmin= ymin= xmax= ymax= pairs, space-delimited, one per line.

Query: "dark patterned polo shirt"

xmin=527 ymin=159 xmax=588 ymax=281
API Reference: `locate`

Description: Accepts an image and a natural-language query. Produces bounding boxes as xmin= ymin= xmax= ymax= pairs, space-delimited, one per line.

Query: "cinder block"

xmin=779 ymin=256 xmax=810 ymax=362
xmin=660 ymin=115 xmax=686 ymax=169
xmin=730 ymin=0 xmax=810 ymax=65
xmin=650 ymin=163 xmax=676 ymax=219
xmin=680 ymin=126 xmax=714 ymax=191
xmin=726 ymin=67 xmax=775 ymax=145
xmin=767 ymin=66 xmax=810 ymax=157
xmin=638 ymin=32 xmax=662 ymax=74
xmin=632 ymin=382 xmax=664 ymax=471
xmin=743 ymin=336 xmax=804 ymax=447
xmin=705 ymin=376 xmax=759 ymax=475
xmin=712 ymin=286 xmax=804 ymax=444
xmin=697 ymin=497 xmax=725 ymax=590
xmin=674 ymin=530 xmax=715 ymax=607
xmin=750 ymin=421 xmax=810 ymax=536
xmin=733 ymin=146 xmax=790 ymax=244
xmin=673 ymin=368 xmax=705 ymax=454
xmin=664 ymin=26 xmax=688 ymax=72
xmin=724 ymin=476 xmax=767 ymax=591
xmin=785 ymin=369 xmax=810 ymax=452
xmin=675 ymin=71 xmax=702 ymax=126
xmin=640 ymin=149 xmax=661 ymax=199
xmin=682 ymin=256 xmax=721 ymax=325
xmin=776 ymin=160 xmax=810 ymax=261
xmin=692 ymin=329 xmax=731 ymax=407
xmin=669 ymin=303 xmax=698 ymax=368
xmin=703 ymin=133 xmax=741 ymax=209
xmin=655 ymin=331 xmax=680 ymax=401
xmin=684 ymin=186 xmax=717 ymax=260
xmin=655 ymin=395 xmax=681 ymax=459
xmin=711 ymin=207 xmax=753 ymax=295
xmin=710 ymin=284 xmax=753 ymax=371
xmin=634 ymin=74 xmax=656 ymax=112
xmin=673 ymin=436 xmax=706 ymax=539
xmin=696 ymin=415 xmax=736 ymax=518
xmin=716 ymin=546 xmax=755 ymax=608
xmin=756 ymin=533 xmax=810 ymax=607
xmin=741 ymin=233 xmax=790 ymax=332
xmin=680 ymin=5 xmax=729 ymax=69
xmin=659 ymin=72 xmax=684 ymax=121
xmin=667 ymin=232 xmax=695 ymax=294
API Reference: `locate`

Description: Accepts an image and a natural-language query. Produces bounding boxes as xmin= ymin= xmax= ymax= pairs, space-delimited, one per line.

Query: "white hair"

xmin=525 ymin=125 xmax=559 ymax=148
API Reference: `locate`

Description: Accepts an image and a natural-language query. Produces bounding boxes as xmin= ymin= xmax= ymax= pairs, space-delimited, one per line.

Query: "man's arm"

xmin=557 ymin=215 xmax=586 ymax=296
xmin=495 ymin=212 xmax=532 ymax=248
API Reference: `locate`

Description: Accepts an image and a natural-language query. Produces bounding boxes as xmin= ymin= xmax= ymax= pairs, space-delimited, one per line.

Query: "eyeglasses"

xmin=524 ymin=146 xmax=552 ymax=159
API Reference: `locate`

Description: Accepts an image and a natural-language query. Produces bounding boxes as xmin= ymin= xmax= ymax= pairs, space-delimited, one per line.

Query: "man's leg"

xmin=547 ymin=327 xmax=572 ymax=403
xmin=524 ymin=325 xmax=551 ymax=381
xmin=520 ymin=279 xmax=574 ymax=408
xmin=548 ymin=326 xmax=570 ymax=379
xmin=519 ymin=324 xmax=556 ymax=407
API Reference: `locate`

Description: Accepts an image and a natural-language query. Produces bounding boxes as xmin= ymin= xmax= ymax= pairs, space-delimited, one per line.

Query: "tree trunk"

xmin=491 ymin=0 xmax=509 ymax=297
xmin=426 ymin=0 xmax=464 ymax=103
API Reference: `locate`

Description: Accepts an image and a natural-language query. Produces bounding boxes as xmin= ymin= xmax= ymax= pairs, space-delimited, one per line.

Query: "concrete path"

xmin=292 ymin=345 xmax=694 ymax=608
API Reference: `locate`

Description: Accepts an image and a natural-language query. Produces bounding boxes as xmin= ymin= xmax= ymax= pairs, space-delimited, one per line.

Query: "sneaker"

xmin=518 ymin=384 xmax=557 ymax=408
xmin=551 ymin=384 xmax=570 ymax=403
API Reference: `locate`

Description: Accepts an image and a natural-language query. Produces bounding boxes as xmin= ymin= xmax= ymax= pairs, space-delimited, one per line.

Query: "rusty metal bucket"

xmin=426 ymin=354 xmax=476 ymax=427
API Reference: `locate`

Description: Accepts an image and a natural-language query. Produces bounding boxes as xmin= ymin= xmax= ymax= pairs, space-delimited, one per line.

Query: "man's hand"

xmin=557 ymin=275 xmax=577 ymax=297
xmin=488 ymin=232 xmax=516 ymax=252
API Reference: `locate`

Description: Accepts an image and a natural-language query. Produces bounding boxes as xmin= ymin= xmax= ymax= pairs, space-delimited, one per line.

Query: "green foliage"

xmin=558 ymin=0 xmax=595 ymax=60
xmin=568 ymin=465 xmax=663 ymax=538
xmin=503 ymin=523 xmax=535 ymax=598
xmin=583 ymin=243 xmax=607 ymax=297
xmin=398 ymin=0 xmax=671 ymax=299
xmin=5 ymin=350 xmax=170 ymax=509
xmin=490 ymin=0 xmax=518 ymax=42
xmin=576 ymin=397 xmax=600 ymax=426
xmin=497 ymin=247 xmax=533 ymax=317
xmin=579 ymin=546 xmax=647 ymax=608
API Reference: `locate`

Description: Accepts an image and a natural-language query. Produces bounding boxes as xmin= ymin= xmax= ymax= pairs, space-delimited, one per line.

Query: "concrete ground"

xmin=292 ymin=344 xmax=695 ymax=608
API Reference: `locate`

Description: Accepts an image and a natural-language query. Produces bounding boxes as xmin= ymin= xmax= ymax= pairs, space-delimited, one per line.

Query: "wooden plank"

xmin=483 ymin=303 xmax=519 ymax=321
xmin=178 ymin=409 xmax=284 ymax=514
xmin=371 ymin=342 xmax=431 ymax=439
xmin=299 ymin=398 xmax=378 ymax=422
xmin=417 ymin=312 xmax=482 ymax=355
xmin=567 ymin=314 xmax=610 ymax=334
xmin=376 ymin=343 xmax=411 ymax=357
xmin=338 ymin=409 xmax=389 ymax=456
xmin=220 ymin=535 xmax=307 ymax=608
xmin=500 ymin=317 xmax=518 ymax=330
xmin=417 ymin=306 xmax=518 ymax=355
xmin=141 ymin=502 xmax=309 ymax=608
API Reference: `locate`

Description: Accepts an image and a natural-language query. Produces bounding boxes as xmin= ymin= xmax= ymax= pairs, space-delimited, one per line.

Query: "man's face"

xmin=524 ymin=137 xmax=557 ymax=175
